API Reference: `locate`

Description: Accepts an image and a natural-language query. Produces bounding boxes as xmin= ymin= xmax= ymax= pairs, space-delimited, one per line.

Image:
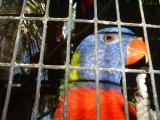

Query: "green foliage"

xmin=0 ymin=0 xmax=22 ymax=14
xmin=25 ymin=0 xmax=45 ymax=14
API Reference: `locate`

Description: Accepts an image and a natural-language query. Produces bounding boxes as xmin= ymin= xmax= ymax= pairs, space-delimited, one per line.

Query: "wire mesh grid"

xmin=0 ymin=0 xmax=160 ymax=120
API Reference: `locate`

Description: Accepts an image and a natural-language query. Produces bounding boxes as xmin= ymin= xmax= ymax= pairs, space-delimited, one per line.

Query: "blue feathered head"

xmin=70 ymin=27 xmax=148 ymax=90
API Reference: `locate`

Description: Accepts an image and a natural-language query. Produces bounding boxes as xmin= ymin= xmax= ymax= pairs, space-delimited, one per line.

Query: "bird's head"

xmin=70 ymin=27 xmax=148 ymax=89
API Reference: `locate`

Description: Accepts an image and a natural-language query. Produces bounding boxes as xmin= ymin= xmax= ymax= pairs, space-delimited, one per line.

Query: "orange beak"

xmin=126 ymin=37 xmax=148 ymax=65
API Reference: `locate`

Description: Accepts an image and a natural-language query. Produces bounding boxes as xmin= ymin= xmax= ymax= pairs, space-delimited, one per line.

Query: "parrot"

xmin=53 ymin=27 xmax=148 ymax=120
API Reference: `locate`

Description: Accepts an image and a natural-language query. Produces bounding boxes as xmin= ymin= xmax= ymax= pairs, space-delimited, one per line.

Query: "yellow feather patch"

xmin=69 ymin=51 xmax=80 ymax=81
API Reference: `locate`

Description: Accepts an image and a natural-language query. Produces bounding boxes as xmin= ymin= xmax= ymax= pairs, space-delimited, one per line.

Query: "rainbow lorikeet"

xmin=53 ymin=27 xmax=148 ymax=120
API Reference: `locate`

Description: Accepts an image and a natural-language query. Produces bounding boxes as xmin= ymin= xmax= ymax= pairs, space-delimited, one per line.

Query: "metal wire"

xmin=1 ymin=0 xmax=28 ymax=120
xmin=31 ymin=0 xmax=50 ymax=119
xmin=0 ymin=0 xmax=160 ymax=120
xmin=3 ymin=62 xmax=160 ymax=74
xmin=138 ymin=0 xmax=160 ymax=119
xmin=63 ymin=0 xmax=73 ymax=119
xmin=1 ymin=15 xmax=160 ymax=29
xmin=93 ymin=0 xmax=100 ymax=119
xmin=115 ymin=0 xmax=129 ymax=119
xmin=0 ymin=0 xmax=2 ymax=7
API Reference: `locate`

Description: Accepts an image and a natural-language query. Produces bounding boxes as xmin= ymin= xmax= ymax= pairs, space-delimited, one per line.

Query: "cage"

xmin=0 ymin=0 xmax=160 ymax=120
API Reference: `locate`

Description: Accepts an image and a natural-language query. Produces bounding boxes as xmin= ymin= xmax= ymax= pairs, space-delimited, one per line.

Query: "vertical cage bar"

xmin=115 ymin=0 xmax=130 ymax=120
xmin=138 ymin=0 xmax=160 ymax=119
xmin=31 ymin=0 xmax=50 ymax=119
xmin=63 ymin=0 xmax=73 ymax=119
xmin=93 ymin=0 xmax=100 ymax=120
xmin=1 ymin=0 xmax=28 ymax=120
xmin=0 ymin=0 xmax=2 ymax=7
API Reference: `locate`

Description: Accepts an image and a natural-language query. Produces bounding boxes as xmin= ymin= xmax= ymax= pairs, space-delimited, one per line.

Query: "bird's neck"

xmin=68 ymin=80 xmax=122 ymax=92
xmin=87 ymin=81 xmax=121 ymax=92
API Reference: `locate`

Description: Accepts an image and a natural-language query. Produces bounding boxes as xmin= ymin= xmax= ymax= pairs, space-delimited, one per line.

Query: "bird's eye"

xmin=103 ymin=34 xmax=114 ymax=43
